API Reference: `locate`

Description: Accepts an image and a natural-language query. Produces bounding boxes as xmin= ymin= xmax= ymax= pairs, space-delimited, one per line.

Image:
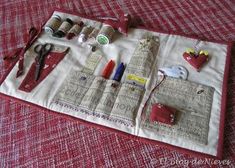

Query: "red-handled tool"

xmin=101 ymin=60 xmax=115 ymax=79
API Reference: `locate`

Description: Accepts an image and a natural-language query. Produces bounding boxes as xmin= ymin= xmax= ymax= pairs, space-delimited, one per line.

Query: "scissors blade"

xmin=34 ymin=63 xmax=41 ymax=81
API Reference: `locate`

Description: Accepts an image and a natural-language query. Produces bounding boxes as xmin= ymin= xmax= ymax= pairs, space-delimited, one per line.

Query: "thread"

xmin=78 ymin=26 xmax=93 ymax=43
xmin=66 ymin=21 xmax=84 ymax=40
xmin=96 ymin=24 xmax=115 ymax=45
xmin=53 ymin=18 xmax=73 ymax=38
xmin=88 ymin=28 xmax=100 ymax=40
xmin=44 ymin=15 xmax=62 ymax=34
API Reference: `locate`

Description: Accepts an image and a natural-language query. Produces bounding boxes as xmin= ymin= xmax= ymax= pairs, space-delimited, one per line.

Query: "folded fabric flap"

xmin=19 ymin=48 xmax=69 ymax=92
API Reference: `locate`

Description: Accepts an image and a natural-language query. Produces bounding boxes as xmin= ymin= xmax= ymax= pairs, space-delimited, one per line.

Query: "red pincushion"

xmin=150 ymin=103 xmax=176 ymax=125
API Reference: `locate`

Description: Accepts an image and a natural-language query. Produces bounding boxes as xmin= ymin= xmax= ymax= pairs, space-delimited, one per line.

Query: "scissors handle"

xmin=42 ymin=43 xmax=53 ymax=55
xmin=34 ymin=44 xmax=43 ymax=54
xmin=34 ymin=43 xmax=53 ymax=55
xmin=34 ymin=43 xmax=53 ymax=81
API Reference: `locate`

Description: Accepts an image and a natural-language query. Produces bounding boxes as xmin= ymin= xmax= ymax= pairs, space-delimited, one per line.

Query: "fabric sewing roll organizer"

xmin=0 ymin=10 xmax=232 ymax=159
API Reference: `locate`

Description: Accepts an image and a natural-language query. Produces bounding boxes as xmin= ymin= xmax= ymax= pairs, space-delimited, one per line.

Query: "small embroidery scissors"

xmin=34 ymin=43 xmax=53 ymax=81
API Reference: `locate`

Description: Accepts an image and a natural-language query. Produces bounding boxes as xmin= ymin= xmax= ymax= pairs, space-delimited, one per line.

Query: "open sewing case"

xmin=0 ymin=10 xmax=232 ymax=159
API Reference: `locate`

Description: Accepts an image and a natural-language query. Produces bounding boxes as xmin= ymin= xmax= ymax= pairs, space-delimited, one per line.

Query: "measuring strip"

xmin=81 ymin=50 xmax=103 ymax=74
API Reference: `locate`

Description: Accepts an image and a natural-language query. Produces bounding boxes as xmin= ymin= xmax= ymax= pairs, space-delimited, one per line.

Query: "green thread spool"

xmin=96 ymin=25 xmax=115 ymax=45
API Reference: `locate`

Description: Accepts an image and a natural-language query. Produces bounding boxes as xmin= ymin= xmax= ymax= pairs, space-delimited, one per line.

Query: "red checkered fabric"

xmin=1 ymin=0 xmax=235 ymax=167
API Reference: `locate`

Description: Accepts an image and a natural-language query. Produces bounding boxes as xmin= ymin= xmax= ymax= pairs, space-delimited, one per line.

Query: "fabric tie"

xmin=16 ymin=27 xmax=42 ymax=77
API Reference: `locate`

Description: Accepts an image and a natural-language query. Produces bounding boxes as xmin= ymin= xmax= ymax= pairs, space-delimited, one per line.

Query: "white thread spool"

xmin=96 ymin=24 xmax=115 ymax=45
xmin=88 ymin=28 xmax=100 ymax=40
xmin=78 ymin=26 xmax=93 ymax=43
xmin=44 ymin=15 xmax=62 ymax=34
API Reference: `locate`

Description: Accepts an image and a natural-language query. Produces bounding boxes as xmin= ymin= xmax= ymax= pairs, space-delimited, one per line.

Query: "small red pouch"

xmin=150 ymin=103 xmax=176 ymax=125
xmin=19 ymin=48 xmax=69 ymax=92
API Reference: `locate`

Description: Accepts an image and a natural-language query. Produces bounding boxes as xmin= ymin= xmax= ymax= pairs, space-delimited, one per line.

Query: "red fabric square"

xmin=150 ymin=103 xmax=176 ymax=125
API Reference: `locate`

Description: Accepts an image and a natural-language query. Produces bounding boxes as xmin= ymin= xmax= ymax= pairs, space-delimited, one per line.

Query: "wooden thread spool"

xmin=44 ymin=15 xmax=62 ymax=34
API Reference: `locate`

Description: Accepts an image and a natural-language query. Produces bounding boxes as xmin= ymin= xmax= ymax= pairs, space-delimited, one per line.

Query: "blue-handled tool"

xmin=113 ymin=62 xmax=125 ymax=81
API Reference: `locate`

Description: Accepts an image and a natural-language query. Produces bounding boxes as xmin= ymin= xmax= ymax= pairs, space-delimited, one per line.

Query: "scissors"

xmin=34 ymin=43 xmax=53 ymax=81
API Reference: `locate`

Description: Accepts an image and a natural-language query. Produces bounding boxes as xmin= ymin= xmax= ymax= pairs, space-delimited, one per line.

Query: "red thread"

xmin=141 ymin=73 xmax=166 ymax=121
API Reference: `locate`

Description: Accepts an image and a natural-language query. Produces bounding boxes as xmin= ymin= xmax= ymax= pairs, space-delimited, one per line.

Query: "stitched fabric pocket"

xmin=141 ymin=77 xmax=215 ymax=145
xmin=125 ymin=37 xmax=159 ymax=78
xmin=52 ymin=71 xmax=95 ymax=107
xmin=95 ymin=80 xmax=121 ymax=115
xmin=110 ymin=83 xmax=144 ymax=126
xmin=80 ymin=76 xmax=107 ymax=111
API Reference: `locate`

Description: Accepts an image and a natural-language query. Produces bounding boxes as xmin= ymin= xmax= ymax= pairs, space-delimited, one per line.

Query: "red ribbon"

xmin=16 ymin=27 xmax=42 ymax=77
xmin=98 ymin=10 xmax=131 ymax=36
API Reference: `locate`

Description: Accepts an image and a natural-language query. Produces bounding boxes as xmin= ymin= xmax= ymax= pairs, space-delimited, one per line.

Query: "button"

xmin=111 ymin=83 xmax=118 ymax=88
xmin=80 ymin=76 xmax=86 ymax=80
xmin=130 ymin=87 xmax=135 ymax=91
xmin=159 ymin=65 xmax=188 ymax=80
xmin=197 ymin=90 xmax=204 ymax=94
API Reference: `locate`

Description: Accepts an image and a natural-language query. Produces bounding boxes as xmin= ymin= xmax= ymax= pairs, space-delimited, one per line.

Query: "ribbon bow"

xmin=3 ymin=27 xmax=42 ymax=78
